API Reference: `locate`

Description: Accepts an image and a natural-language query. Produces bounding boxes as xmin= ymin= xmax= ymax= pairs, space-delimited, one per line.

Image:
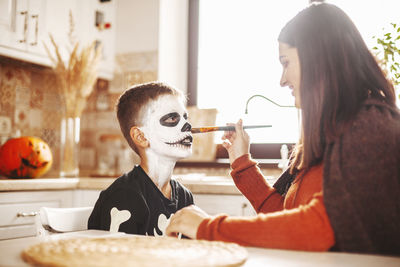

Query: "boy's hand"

xmin=166 ymin=205 xmax=209 ymax=239
xmin=221 ymin=119 xmax=250 ymax=165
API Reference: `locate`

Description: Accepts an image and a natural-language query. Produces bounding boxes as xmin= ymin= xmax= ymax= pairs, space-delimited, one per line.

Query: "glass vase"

xmin=60 ymin=116 xmax=80 ymax=177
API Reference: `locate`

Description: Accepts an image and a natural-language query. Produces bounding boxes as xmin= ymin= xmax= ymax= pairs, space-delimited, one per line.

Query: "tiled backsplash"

xmin=0 ymin=58 xmax=64 ymax=177
xmin=0 ymin=51 xmax=157 ymax=178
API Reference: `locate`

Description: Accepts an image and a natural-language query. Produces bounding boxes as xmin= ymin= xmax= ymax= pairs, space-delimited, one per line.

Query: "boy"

xmin=88 ymin=82 xmax=194 ymax=236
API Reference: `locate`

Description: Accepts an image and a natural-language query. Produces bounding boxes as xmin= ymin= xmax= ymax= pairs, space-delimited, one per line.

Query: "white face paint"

xmin=140 ymin=94 xmax=193 ymax=160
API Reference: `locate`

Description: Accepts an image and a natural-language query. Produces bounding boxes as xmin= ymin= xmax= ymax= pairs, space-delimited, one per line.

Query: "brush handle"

xmin=191 ymin=125 xmax=272 ymax=133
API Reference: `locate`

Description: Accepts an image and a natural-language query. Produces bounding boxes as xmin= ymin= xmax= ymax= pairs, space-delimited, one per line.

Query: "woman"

xmin=166 ymin=3 xmax=400 ymax=255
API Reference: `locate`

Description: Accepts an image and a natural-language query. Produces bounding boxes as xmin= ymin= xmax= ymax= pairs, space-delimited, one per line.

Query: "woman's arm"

xmin=198 ymin=192 xmax=334 ymax=251
xmin=166 ymin=192 xmax=334 ymax=251
xmin=231 ymin=154 xmax=285 ymax=213
xmin=222 ymin=120 xmax=285 ymax=213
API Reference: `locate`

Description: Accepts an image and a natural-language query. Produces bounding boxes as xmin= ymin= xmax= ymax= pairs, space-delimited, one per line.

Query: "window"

xmin=188 ymin=0 xmax=400 ymax=158
xmin=190 ymin=0 xmax=307 ymax=145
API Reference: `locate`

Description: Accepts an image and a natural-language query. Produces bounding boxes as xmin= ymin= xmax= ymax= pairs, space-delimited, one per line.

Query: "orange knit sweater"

xmin=196 ymin=154 xmax=335 ymax=251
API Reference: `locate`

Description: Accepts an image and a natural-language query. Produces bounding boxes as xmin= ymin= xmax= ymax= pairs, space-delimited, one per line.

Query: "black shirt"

xmin=88 ymin=165 xmax=194 ymax=236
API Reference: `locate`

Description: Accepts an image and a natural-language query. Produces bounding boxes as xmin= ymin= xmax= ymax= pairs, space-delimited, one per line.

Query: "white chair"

xmin=36 ymin=207 xmax=93 ymax=236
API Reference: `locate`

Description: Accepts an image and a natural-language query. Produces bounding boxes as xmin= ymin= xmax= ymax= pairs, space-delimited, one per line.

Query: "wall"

xmin=110 ymin=0 xmax=159 ymax=93
xmin=0 ymin=0 xmax=204 ymax=179
xmin=113 ymin=0 xmax=189 ymax=96
xmin=158 ymin=0 xmax=189 ymax=94
xmin=115 ymin=0 xmax=159 ymax=54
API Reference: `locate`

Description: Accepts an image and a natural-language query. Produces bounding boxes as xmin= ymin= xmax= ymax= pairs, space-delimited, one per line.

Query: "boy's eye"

xmin=160 ymin=112 xmax=181 ymax=127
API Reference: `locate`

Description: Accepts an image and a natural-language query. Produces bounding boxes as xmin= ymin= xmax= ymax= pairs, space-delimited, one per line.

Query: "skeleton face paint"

xmin=140 ymin=94 xmax=193 ymax=160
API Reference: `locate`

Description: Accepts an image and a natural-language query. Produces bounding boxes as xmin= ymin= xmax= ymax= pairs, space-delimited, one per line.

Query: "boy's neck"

xmin=140 ymin=152 xmax=176 ymax=199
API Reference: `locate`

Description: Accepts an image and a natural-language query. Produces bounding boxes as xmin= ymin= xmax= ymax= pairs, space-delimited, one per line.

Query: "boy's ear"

xmin=130 ymin=127 xmax=149 ymax=148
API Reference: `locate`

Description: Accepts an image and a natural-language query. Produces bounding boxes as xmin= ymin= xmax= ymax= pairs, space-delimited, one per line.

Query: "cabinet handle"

xmin=17 ymin=211 xmax=39 ymax=217
xmin=19 ymin=11 xmax=28 ymax=43
xmin=30 ymin=14 xmax=39 ymax=46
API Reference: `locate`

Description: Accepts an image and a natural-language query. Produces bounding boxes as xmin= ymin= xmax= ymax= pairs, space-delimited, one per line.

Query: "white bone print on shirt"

xmin=109 ymin=207 xmax=131 ymax=233
xmin=153 ymin=213 xmax=172 ymax=237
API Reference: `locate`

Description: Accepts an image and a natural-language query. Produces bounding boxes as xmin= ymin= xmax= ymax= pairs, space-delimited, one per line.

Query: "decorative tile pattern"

xmin=14 ymin=108 xmax=29 ymax=130
xmin=109 ymin=93 xmax=121 ymax=110
xmin=30 ymin=86 xmax=44 ymax=109
xmin=15 ymin=85 xmax=30 ymax=107
xmin=115 ymin=51 xmax=158 ymax=72
xmin=28 ymin=108 xmax=43 ymax=129
xmin=0 ymin=61 xmax=65 ymax=176
xmin=109 ymin=51 xmax=158 ymax=93
xmin=0 ymin=84 xmax=15 ymax=116
xmin=43 ymin=91 xmax=63 ymax=112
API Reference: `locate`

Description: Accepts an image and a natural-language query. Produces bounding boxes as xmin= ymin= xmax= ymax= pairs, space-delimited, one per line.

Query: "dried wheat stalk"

xmin=44 ymin=12 xmax=102 ymax=118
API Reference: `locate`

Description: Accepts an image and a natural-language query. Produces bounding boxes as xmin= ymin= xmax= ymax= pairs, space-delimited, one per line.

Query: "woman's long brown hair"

xmin=278 ymin=3 xmax=396 ymax=172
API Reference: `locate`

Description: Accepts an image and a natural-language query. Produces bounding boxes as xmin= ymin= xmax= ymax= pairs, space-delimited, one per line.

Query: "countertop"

xmin=1 ymin=230 xmax=399 ymax=267
xmin=0 ymin=175 xmax=261 ymax=195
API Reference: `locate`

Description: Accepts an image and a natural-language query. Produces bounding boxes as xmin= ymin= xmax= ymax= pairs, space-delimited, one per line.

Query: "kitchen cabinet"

xmin=0 ymin=176 xmax=262 ymax=240
xmin=74 ymin=0 xmax=116 ymax=80
xmin=0 ymin=188 xmax=102 ymax=240
xmin=0 ymin=0 xmax=116 ymax=80
xmin=44 ymin=0 xmax=78 ymax=63
xmin=0 ymin=0 xmax=48 ymax=65
xmin=0 ymin=190 xmax=73 ymax=240
xmin=193 ymin=194 xmax=256 ymax=216
xmin=46 ymin=0 xmax=117 ymax=80
xmin=72 ymin=189 xmax=100 ymax=207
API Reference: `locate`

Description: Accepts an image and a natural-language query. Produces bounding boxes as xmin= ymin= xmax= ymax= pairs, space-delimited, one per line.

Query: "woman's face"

xmin=279 ymin=42 xmax=301 ymax=108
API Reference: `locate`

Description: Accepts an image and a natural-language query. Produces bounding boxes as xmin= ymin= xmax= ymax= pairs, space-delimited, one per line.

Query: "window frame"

xmin=186 ymin=0 xmax=295 ymax=163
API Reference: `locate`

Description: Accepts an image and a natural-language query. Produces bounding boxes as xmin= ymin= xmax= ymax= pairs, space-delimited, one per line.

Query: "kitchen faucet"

xmin=244 ymin=94 xmax=295 ymax=171
xmin=244 ymin=94 xmax=295 ymax=114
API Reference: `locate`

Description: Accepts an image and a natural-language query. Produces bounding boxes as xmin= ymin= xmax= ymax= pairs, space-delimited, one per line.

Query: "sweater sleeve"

xmin=197 ymin=191 xmax=335 ymax=251
xmin=231 ymin=154 xmax=284 ymax=213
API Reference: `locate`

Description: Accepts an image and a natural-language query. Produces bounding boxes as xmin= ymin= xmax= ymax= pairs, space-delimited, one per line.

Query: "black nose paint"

xmin=181 ymin=122 xmax=192 ymax=132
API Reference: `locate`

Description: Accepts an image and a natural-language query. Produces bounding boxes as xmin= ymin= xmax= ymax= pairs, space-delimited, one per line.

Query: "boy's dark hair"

xmin=116 ymin=82 xmax=184 ymax=154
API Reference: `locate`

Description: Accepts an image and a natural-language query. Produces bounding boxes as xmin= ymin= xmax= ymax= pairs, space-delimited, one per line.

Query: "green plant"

xmin=372 ymin=23 xmax=400 ymax=100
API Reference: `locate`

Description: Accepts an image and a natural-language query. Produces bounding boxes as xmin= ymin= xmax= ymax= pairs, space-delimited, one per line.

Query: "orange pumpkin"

xmin=0 ymin=136 xmax=53 ymax=178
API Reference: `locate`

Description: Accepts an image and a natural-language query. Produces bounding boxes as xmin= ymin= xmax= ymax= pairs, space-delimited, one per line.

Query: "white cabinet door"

xmin=193 ymin=194 xmax=256 ymax=216
xmin=0 ymin=0 xmax=116 ymax=79
xmin=0 ymin=190 xmax=73 ymax=240
xmin=72 ymin=189 xmax=101 ymax=207
xmin=75 ymin=0 xmax=116 ymax=80
xmin=0 ymin=0 xmax=29 ymax=51
xmin=44 ymin=0 xmax=77 ymax=63
xmin=0 ymin=0 xmax=48 ymax=65
xmin=26 ymin=0 xmax=47 ymax=55
xmin=0 ymin=200 xmax=58 ymax=239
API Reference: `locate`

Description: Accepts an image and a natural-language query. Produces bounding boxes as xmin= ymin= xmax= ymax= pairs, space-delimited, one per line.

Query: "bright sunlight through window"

xmin=197 ymin=0 xmax=400 ymax=144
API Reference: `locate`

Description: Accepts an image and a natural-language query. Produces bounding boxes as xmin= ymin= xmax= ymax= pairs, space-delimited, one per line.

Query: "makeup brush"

xmin=191 ymin=125 xmax=272 ymax=134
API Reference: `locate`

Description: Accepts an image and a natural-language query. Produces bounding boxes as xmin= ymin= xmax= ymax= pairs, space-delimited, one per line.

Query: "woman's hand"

xmin=221 ymin=119 xmax=250 ymax=165
xmin=166 ymin=205 xmax=210 ymax=239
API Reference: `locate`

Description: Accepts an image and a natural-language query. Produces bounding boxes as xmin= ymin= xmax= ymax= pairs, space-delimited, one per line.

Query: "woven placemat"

xmin=21 ymin=235 xmax=248 ymax=267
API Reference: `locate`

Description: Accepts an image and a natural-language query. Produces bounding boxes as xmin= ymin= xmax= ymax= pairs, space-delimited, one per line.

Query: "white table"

xmin=0 ymin=230 xmax=399 ymax=267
